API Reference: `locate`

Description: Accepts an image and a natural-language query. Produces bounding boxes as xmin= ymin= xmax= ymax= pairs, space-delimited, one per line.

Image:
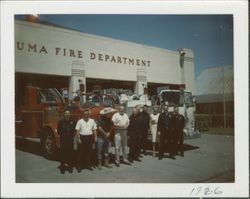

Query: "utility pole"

xmin=219 ymin=21 xmax=226 ymax=129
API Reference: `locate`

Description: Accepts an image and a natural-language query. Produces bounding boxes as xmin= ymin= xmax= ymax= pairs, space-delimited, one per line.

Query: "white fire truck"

xmin=157 ymin=88 xmax=199 ymax=137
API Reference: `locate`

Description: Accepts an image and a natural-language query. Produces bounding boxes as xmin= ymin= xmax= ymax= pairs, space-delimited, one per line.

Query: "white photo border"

xmin=1 ymin=0 xmax=249 ymax=197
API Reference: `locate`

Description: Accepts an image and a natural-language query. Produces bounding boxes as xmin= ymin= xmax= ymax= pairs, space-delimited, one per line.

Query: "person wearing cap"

xmin=57 ymin=109 xmax=75 ymax=174
xmin=157 ymin=105 xmax=175 ymax=160
xmin=128 ymin=107 xmax=141 ymax=163
xmin=173 ymin=106 xmax=185 ymax=157
xmin=75 ymin=109 xmax=97 ymax=171
xmin=96 ymin=107 xmax=115 ymax=169
xmin=111 ymin=105 xmax=131 ymax=166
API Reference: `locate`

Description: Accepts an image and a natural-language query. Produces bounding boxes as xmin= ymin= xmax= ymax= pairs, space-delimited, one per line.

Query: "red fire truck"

xmin=15 ymin=86 xmax=116 ymax=159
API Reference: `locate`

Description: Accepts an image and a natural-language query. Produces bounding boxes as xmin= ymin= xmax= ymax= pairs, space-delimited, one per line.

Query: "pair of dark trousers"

xmin=141 ymin=130 xmax=148 ymax=152
xmin=129 ymin=134 xmax=141 ymax=160
xmin=159 ymin=131 xmax=174 ymax=156
xmin=60 ymin=135 xmax=74 ymax=168
xmin=77 ymin=134 xmax=93 ymax=168
xmin=174 ymin=130 xmax=184 ymax=154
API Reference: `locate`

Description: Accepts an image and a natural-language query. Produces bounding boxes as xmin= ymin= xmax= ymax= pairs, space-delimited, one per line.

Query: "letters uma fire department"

xmin=16 ymin=41 xmax=151 ymax=67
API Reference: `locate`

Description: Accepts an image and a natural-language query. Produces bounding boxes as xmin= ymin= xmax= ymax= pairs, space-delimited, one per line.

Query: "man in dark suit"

xmin=57 ymin=109 xmax=75 ymax=174
xmin=128 ymin=107 xmax=141 ymax=163
xmin=173 ymin=106 xmax=186 ymax=157
xmin=157 ymin=105 xmax=175 ymax=160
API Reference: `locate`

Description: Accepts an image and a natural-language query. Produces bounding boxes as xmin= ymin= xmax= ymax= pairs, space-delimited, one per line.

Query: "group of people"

xmin=57 ymin=104 xmax=185 ymax=174
xmin=128 ymin=104 xmax=185 ymax=161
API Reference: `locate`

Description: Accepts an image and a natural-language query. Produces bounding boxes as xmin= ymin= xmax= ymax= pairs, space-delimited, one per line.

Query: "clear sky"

xmin=15 ymin=14 xmax=233 ymax=78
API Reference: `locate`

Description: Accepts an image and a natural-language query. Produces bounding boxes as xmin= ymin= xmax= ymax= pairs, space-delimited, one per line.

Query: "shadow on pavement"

xmin=143 ymin=141 xmax=199 ymax=154
xmin=16 ymin=139 xmax=42 ymax=156
xmin=16 ymin=138 xmax=60 ymax=161
xmin=16 ymin=138 xmax=199 ymax=165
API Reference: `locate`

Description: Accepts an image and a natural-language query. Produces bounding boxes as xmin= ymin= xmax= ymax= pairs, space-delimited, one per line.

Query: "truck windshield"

xmin=103 ymin=96 xmax=113 ymax=107
xmin=161 ymin=91 xmax=181 ymax=106
xmin=91 ymin=95 xmax=102 ymax=106
xmin=39 ymin=89 xmax=61 ymax=104
xmin=91 ymin=95 xmax=113 ymax=107
xmin=160 ymin=91 xmax=194 ymax=107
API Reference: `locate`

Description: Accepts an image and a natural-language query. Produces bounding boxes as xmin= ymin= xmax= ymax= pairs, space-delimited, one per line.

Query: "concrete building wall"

xmin=15 ymin=20 xmax=195 ymax=94
xmin=182 ymin=48 xmax=196 ymax=94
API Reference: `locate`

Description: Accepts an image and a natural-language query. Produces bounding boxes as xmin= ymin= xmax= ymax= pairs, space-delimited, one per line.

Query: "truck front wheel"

xmin=42 ymin=131 xmax=57 ymax=160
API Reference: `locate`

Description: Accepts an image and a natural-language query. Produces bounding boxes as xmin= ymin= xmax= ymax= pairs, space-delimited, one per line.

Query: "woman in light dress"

xmin=150 ymin=106 xmax=160 ymax=157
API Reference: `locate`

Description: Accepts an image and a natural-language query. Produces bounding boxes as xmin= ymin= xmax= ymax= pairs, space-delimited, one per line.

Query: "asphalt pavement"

xmin=16 ymin=133 xmax=234 ymax=183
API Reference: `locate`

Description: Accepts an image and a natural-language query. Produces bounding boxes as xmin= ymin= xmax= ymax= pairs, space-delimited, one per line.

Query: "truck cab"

xmin=15 ymin=86 xmax=116 ymax=159
xmin=158 ymin=89 xmax=198 ymax=136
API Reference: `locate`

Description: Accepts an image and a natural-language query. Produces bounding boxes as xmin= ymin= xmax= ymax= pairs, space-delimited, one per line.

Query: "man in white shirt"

xmin=112 ymin=105 xmax=130 ymax=166
xmin=75 ymin=109 xmax=97 ymax=171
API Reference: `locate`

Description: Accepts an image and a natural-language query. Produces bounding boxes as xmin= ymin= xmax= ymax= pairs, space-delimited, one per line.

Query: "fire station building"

xmin=15 ymin=19 xmax=196 ymax=104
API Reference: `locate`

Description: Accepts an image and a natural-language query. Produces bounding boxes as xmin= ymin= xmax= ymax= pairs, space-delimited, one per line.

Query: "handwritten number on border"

xmin=190 ymin=186 xmax=223 ymax=196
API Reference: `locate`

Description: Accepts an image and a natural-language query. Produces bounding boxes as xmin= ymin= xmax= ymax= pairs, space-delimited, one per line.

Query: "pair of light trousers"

xmin=114 ymin=129 xmax=128 ymax=163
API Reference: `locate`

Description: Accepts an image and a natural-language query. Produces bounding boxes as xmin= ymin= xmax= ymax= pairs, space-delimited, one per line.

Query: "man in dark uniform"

xmin=157 ymin=105 xmax=175 ymax=160
xmin=140 ymin=105 xmax=150 ymax=155
xmin=57 ymin=109 xmax=75 ymax=174
xmin=128 ymin=107 xmax=141 ymax=163
xmin=173 ymin=106 xmax=186 ymax=157
xmin=167 ymin=110 xmax=176 ymax=158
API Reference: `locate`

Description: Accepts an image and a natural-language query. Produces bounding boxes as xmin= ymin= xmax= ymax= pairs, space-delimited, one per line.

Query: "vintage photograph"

xmin=14 ymin=14 xmax=235 ymax=183
xmin=1 ymin=0 xmax=249 ymax=197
